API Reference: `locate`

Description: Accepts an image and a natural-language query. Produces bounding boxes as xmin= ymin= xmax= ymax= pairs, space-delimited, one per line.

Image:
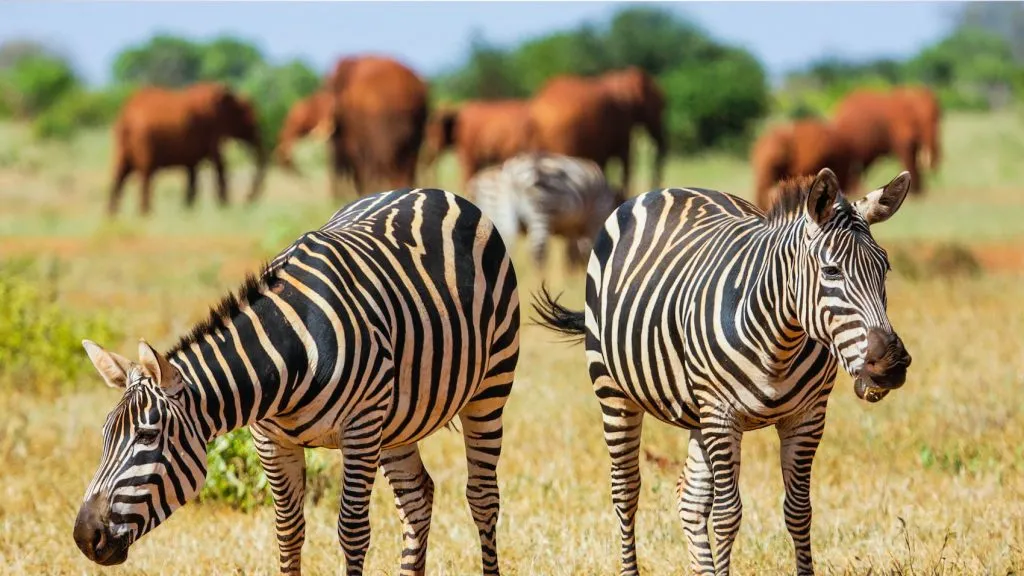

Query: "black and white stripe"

xmin=469 ymin=152 xmax=624 ymax=271
xmin=74 ymin=188 xmax=521 ymax=576
xmin=534 ymin=168 xmax=913 ymax=575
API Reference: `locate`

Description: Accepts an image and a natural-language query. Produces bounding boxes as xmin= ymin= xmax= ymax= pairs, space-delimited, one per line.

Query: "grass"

xmin=0 ymin=110 xmax=1023 ymax=575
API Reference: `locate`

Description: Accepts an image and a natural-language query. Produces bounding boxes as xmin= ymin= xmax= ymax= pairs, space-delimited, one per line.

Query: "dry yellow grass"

xmin=0 ymin=112 xmax=1023 ymax=575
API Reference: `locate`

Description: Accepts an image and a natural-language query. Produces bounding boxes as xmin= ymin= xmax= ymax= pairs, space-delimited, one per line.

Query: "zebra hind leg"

xmin=777 ymin=407 xmax=827 ymax=576
xmin=597 ymin=382 xmax=646 ymax=576
xmin=251 ymin=425 xmax=308 ymax=576
xmin=677 ymin=428 xmax=715 ymax=576
xmin=338 ymin=407 xmax=385 ymax=575
xmin=381 ymin=444 xmax=435 ymax=576
xmin=459 ymin=391 xmax=509 ymax=575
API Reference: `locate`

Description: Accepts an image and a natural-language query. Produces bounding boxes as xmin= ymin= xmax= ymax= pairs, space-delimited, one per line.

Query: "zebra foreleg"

xmin=597 ymin=385 xmax=645 ymax=576
xmin=381 ymin=444 xmax=435 ymax=576
xmin=338 ymin=408 xmax=385 ymax=575
xmin=251 ymin=425 xmax=308 ymax=576
xmin=702 ymin=418 xmax=744 ymax=576
xmin=677 ymin=428 xmax=715 ymax=576
xmin=459 ymin=394 xmax=508 ymax=575
xmin=777 ymin=407 xmax=827 ymax=576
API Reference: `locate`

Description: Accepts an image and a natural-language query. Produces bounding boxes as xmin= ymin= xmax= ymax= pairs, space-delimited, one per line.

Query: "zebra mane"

xmin=166 ymin=261 xmax=280 ymax=357
xmin=764 ymin=174 xmax=853 ymax=225
xmin=765 ymin=175 xmax=816 ymax=223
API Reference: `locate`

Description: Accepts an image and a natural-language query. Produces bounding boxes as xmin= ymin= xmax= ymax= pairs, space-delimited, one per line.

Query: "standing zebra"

xmin=468 ymin=152 xmax=626 ymax=271
xmin=534 ymin=168 xmax=914 ymax=575
xmin=73 ymin=188 xmax=521 ymax=576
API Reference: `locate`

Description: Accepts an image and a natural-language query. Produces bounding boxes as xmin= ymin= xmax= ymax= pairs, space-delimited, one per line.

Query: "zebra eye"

xmin=136 ymin=427 xmax=160 ymax=444
xmin=821 ymin=265 xmax=843 ymax=280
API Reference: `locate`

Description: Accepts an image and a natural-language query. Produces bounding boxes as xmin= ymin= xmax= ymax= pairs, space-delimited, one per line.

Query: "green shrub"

xmin=198 ymin=427 xmax=335 ymax=512
xmin=0 ymin=257 xmax=121 ymax=394
xmin=0 ymin=54 xmax=80 ymax=118
xmin=238 ymin=59 xmax=321 ymax=151
xmin=660 ymin=48 xmax=770 ymax=156
xmin=31 ymin=86 xmax=131 ymax=141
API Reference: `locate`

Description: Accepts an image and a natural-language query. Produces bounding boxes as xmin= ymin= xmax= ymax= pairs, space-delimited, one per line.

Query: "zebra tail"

xmin=530 ymin=283 xmax=586 ymax=344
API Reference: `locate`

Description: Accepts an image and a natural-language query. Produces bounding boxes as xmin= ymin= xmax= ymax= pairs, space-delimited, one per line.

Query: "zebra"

xmin=533 ymin=168 xmax=914 ymax=575
xmin=73 ymin=188 xmax=521 ymax=576
xmin=468 ymin=152 xmax=626 ymax=272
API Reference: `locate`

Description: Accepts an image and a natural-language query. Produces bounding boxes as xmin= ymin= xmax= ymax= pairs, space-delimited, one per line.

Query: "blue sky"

xmin=2 ymin=2 xmax=960 ymax=86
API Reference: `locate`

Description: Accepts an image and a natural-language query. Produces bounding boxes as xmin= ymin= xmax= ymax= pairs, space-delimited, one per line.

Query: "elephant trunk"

xmin=648 ymin=121 xmax=667 ymax=190
xmin=273 ymin=132 xmax=301 ymax=176
xmin=247 ymin=135 xmax=268 ymax=204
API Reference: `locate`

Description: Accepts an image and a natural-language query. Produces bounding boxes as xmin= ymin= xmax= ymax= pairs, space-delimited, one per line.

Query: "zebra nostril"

xmin=93 ymin=529 xmax=105 ymax=553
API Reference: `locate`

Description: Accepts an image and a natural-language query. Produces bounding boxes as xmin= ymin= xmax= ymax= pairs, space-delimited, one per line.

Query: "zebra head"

xmin=73 ymin=339 xmax=206 ymax=566
xmin=796 ymin=168 xmax=913 ymax=403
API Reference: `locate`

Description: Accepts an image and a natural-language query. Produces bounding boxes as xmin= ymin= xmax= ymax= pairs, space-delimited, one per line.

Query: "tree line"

xmin=0 ymin=4 xmax=1021 ymax=155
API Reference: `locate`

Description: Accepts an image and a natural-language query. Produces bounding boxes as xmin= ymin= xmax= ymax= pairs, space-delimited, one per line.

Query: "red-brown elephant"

xmin=273 ymin=90 xmax=332 ymax=175
xmin=320 ymin=55 xmax=429 ymax=199
xmin=832 ymin=88 xmax=924 ymax=195
xmin=109 ymin=82 xmax=267 ymax=216
xmin=422 ymin=99 xmax=535 ymax=188
xmin=892 ymin=85 xmax=942 ymax=173
xmin=751 ymin=118 xmax=855 ymax=210
xmin=527 ymin=66 xmax=667 ymax=197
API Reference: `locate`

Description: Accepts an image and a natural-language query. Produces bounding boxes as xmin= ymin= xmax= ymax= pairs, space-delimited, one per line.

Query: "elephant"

xmin=422 ymin=99 xmax=535 ymax=189
xmin=832 ymin=87 xmax=924 ymax=195
xmin=108 ymin=82 xmax=267 ymax=216
xmin=892 ymin=85 xmax=942 ymax=173
xmin=320 ymin=55 xmax=429 ymax=199
xmin=527 ymin=66 xmax=667 ymax=197
xmin=273 ymin=90 xmax=332 ymax=175
xmin=751 ymin=118 xmax=855 ymax=210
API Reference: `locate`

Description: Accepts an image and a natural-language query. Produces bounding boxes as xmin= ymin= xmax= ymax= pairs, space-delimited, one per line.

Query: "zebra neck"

xmin=744 ymin=222 xmax=808 ymax=372
xmin=169 ymin=301 xmax=302 ymax=442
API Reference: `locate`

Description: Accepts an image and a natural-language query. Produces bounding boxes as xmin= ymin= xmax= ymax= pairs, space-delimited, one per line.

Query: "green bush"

xmin=660 ymin=48 xmax=770 ymax=155
xmin=0 ymin=257 xmax=121 ymax=394
xmin=31 ymin=86 xmax=131 ymax=141
xmin=198 ymin=427 xmax=335 ymax=512
xmin=0 ymin=54 xmax=80 ymax=118
xmin=238 ymin=59 xmax=321 ymax=150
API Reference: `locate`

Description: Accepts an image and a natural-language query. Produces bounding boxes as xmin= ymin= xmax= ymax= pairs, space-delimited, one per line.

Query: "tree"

xmin=199 ymin=36 xmax=266 ymax=87
xmin=0 ymin=53 xmax=80 ymax=118
xmin=238 ymin=59 xmax=321 ymax=148
xmin=112 ymin=34 xmax=204 ymax=88
xmin=954 ymin=2 xmax=1024 ymax=63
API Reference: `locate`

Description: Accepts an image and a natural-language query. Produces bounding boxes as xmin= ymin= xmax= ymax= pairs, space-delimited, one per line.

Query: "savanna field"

xmin=1 ymin=110 xmax=1023 ymax=575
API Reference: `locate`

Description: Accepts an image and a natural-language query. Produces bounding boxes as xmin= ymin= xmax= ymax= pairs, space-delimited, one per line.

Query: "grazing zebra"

xmin=468 ymin=152 xmax=626 ymax=271
xmin=534 ymin=168 xmax=914 ymax=575
xmin=73 ymin=188 xmax=521 ymax=576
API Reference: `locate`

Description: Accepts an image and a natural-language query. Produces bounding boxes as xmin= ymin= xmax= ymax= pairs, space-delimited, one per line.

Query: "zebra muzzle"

xmin=854 ymin=329 xmax=912 ymax=403
xmin=73 ymin=496 xmax=130 ymax=566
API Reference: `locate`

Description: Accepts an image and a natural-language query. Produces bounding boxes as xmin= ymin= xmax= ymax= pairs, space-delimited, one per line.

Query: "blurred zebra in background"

xmin=468 ymin=152 xmax=626 ymax=272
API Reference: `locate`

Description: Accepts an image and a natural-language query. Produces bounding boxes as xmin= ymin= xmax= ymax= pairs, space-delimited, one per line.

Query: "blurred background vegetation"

xmin=2 ymin=4 xmax=1022 ymax=155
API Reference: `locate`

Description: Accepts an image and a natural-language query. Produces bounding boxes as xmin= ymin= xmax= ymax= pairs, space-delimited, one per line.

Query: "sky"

xmin=1 ymin=2 xmax=961 ymax=87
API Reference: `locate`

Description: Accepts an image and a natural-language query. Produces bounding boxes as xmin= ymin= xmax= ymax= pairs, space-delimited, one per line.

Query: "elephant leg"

xmin=211 ymin=150 xmax=229 ymax=207
xmin=184 ymin=164 xmax=199 ymax=209
xmin=897 ymin=143 xmax=924 ymax=195
xmin=619 ymin=146 xmax=633 ymax=198
xmin=139 ymin=168 xmax=155 ymax=216
xmin=329 ymin=144 xmax=346 ymax=202
xmin=108 ymin=158 xmax=132 ymax=217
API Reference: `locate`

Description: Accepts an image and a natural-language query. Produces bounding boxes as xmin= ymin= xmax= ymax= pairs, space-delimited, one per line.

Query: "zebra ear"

xmin=138 ymin=339 xmax=183 ymax=395
xmin=855 ymin=171 xmax=911 ymax=226
xmin=804 ymin=168 xmax=841 ymax=236
xmin=83 ymin=340 xmax=132 ymax=389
